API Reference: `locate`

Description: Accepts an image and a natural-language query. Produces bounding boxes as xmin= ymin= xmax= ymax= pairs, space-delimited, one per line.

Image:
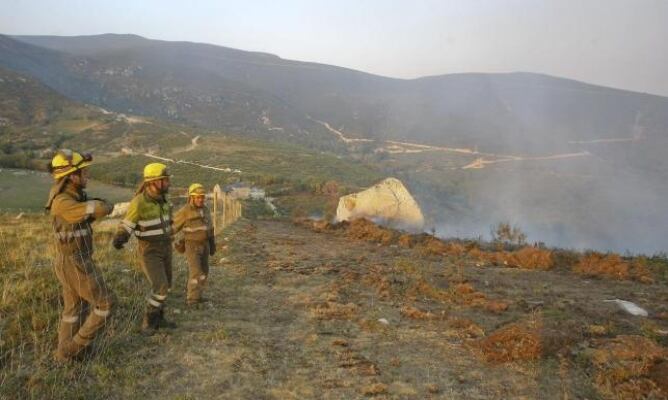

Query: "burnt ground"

xmin=111 ymin=219 xmax=668 ymax=399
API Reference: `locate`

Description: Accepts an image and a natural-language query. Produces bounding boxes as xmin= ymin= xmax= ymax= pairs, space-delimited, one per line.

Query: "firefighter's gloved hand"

xmin=91 ymin=198 xmax=114 ymax=217
xmin=103 ymin=200 xmax=115 ymax=216
xmin=112 ymin=236 xmax=125 ymax=250
xmin=209 ymin=238 xmax=216 ymax=256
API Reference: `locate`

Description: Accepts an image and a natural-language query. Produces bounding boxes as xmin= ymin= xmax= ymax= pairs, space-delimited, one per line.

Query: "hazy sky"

xmin=1 ymin=0 xmax=667 ymax=96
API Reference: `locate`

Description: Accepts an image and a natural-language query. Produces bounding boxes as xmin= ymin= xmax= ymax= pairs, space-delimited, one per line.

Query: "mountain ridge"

xmin=2 ymin=33 xmax=668 ymax=157
xmin=12 ymin=33 xmax=668 ymax=98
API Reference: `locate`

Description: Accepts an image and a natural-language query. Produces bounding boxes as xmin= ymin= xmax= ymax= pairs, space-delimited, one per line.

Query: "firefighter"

xmin=112 ymin=162 xmax=176 ymax=334
xmin=46 ymin=149 xmax=115 ymax=362
xmin=172 ymin=183 xmax=216 ymax=305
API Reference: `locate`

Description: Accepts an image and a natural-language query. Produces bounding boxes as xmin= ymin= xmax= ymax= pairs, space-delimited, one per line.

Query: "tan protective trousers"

xmin=185 ymin=240 xmax=209 ymax=303
xmin=138 ymin=239 xmax=172 ymax=312
xmin=54 ymin=252 xmax=114 ymax=353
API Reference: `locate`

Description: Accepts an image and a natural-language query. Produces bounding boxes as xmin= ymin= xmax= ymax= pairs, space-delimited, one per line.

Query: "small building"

xmin=224 ymin=182 xmax=251 ymax=199
xmin=250 ymin=187 xmax=266 ymax=200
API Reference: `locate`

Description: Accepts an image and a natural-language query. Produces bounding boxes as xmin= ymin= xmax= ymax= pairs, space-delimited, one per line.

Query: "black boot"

xmin=141 ymin=309 xmax=160 ymax=336
xmin=158 ymin=308 xmax=177 ymax=329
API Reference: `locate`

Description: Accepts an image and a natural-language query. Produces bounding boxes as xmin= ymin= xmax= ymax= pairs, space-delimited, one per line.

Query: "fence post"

xmin=213 ymin=184 xmax=222 ymax=236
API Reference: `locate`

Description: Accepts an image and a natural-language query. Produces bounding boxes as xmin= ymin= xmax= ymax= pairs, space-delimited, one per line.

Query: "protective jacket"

xmin=173 ymin=203 xmax=215 ymax=304
xmin=49 ymin=181 xmax=112 ymax=255
xmin=172 ymin=203 xmax=213 ymax=242
xmin=48 ymin=180 xmax=114 ymax=359
xmin=113 ymin=188 xmax=173 ymax=330
xmin=114 ymin=191 xmax=172 ymax=244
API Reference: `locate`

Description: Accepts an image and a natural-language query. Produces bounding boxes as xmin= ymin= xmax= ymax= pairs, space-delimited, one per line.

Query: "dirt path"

xmin=143 ymin=151 xmax=242 ymax=174
xmin=308 ymin=117 xmax=374 ymax=144
xmin=308 ymin=116 xmax=593 ymax=170
xmin=110 ymin=219 xmax=667 ymax=399
xmin=185 ymin=135 xmax=200 ymax=151
xmin=461 ymin=151 xmax=591 ymax=169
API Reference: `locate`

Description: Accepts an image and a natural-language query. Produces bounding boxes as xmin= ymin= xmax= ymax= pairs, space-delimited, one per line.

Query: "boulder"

xmin=335 ymin=178 xmax=424 ymax=230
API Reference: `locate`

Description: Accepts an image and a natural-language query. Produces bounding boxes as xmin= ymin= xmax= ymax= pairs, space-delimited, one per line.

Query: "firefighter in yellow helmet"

xmin=112 ymin=162 xmax=176 ymax=334
xmin=172 ymin=183 xmax=216 ymax=305
xmin=45 ymin=149 xmax=115 ymax=362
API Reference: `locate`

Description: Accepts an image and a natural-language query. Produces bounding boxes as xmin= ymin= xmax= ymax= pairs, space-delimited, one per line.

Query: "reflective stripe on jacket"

xmin=172 ymin=204 xmax=213 ymax=242
xmin=116 ymin=191 xmax=172 ymax=242
xmin=50 ymin=182 xmax=111 ymax=255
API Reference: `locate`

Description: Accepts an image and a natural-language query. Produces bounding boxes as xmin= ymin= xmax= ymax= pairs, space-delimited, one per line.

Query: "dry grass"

xmin=397 ymin=234 xmax=414 ymax=248
xmin=361 ymin=382 xmax=388 ymax=396
xmin=301 ymin=218 xmax=664 ymax=288
xmin=345 ymin=218 xmax=397 ymax=245
xmin=338 ymin=349 xmax=380 ymax=376
xmin=484 ymin=300 xmax=510 ymax=314
xmin=5 ymin=212 xmax=667 ymax=398
xmin=477 ymin=321 xmax=542 ymax=363
xmin=448 ymin=282 xmax=509 ymax=313
xmin=453 ymin=282 xmax=476 ymax=295
xmin=448 ymin=318 xmax=485 ymax=338
xmin=412 ymin=235 xmax=469 ymax=257
xmin=400 ymin=305 xmax=435 ymax=320
xmin=310 ymin=301 xmax=359 ymax=320
xmin=0 ymin=215 xmax=152 ymax=398
xmin=362 ymin=265 xmax=393 ymax=299
xmin=405 ymin=278 xmax=450 ymax=302
xmin=292 ymin=217 xmax=334 ymax=233
xmin=587 ymin=324 xmax=610 ymax=336
xmin=573 ymin=253 xmax=654 ymax=283
xmin=590 ymin=335 xmax=668 ymax=399
xmin=473 ymin=247 xmax=554 ymax=270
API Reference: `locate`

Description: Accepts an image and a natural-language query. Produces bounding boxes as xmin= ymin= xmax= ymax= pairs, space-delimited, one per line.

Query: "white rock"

xmin=603 ymin=299 xmax=648 ymax=317
xmin=378 ymin=318 xmax=389 ymax=325
xmin=336 ymin=177 xmax=424 ymax=231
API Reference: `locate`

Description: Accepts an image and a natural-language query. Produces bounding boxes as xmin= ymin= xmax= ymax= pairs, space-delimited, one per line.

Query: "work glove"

xmin=174 ymin=239 xmax=186 ymax=254
xmin=209 ymin=237 xmax=216 ymax=256
xmin=103 ymin=201 xmax=115 ymax=216
xmin=90 ymin=197 xmax=114 ymax=216
xmin=112 ymin=236 xmax=126 ymax=250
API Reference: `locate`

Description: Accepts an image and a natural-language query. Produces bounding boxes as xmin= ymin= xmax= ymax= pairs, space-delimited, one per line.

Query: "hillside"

xmin=0 ymin=169 xmax=132 ymax=211
xmin=4 ymin=33 xmax=668 ymax=253
xmin=0 ymin=67 xmax=381 ymax=215
xmin=3 ymin=34 xmax=668 ymax=158
xmin=1 ymin=215 xmax=667 ymax=399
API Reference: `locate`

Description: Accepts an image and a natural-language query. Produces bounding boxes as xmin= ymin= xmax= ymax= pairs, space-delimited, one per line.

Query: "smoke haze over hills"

xmin=1 ymin=33 xmax=667 ymax=254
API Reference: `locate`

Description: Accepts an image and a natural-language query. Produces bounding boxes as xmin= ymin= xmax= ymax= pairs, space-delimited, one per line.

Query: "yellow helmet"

xmin=188 ymin=183 xmax=205 ymax=196
xmin=143 ymin=162 xmax=170 ymax=182
xmin=49 ymin=149 xmax=93 ymax=179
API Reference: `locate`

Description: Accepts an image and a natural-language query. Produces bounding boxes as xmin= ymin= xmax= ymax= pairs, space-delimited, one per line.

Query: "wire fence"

xmin=212 ymin=184 xmax=242 ymax=235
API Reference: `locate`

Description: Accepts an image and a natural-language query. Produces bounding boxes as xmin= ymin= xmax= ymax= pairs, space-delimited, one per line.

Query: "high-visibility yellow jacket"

xmin=49 ymin=181 xmax=112 ymax=255
xmin=172 ymin=203 xmax=213 ymax=242
xmin=114 ymin=191 xmax=172 ymax=244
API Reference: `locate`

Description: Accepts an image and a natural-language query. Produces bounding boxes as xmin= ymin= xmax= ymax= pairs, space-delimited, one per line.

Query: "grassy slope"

xmin=1 ymin=216 xmax=666 ymax=399
xmin=92 ymin=135 xmax=380 ymax=190
xmin=0 ymin=169 xmax=133 ymax=211
xmin=0 ymin=69 xmax=382 ymax=217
